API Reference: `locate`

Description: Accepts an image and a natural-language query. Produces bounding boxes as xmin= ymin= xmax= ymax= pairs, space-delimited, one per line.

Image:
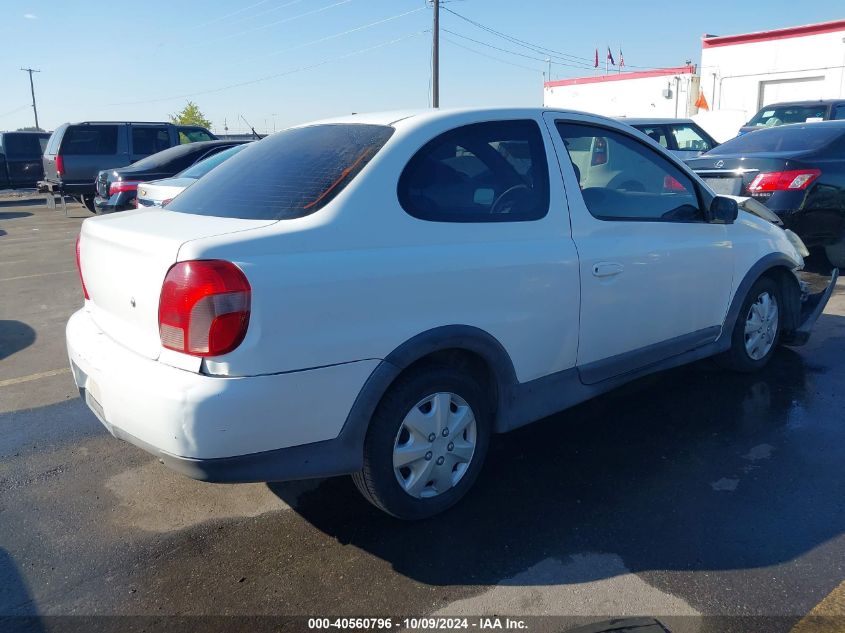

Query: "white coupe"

xmin=67 ymin=108 xmax=837 ymax=519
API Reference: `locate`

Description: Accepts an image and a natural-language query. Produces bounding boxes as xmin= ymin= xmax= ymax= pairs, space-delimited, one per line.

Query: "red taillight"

xmin=158 ymin=260 xmax=251 ymax=357
xmin=109 ymin=180 xmax=139 ymax=195
xmin=663 ymin=175 xmax=687 ymax=192
xmin=748 ymin=169 xmax=821 ymax=193
xmin=55 ymin=155 xmax=64 ymax=176
xmin=591 ymin=137 xmax=608 ymax=166
xmin=75 ymin=235 xmax=89 ymax=300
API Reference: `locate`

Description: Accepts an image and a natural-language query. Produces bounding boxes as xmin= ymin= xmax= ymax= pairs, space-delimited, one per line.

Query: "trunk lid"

xmin=137 ymin=178 xmax=195 ymax=207
xmin=79 ymin=209 xmax=275 ymax=359
xmin=688 ymin=154 xmax=801 ymax=196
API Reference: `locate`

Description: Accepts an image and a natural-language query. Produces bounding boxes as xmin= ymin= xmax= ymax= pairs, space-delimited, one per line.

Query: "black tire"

xmin=81 ymin=195 xmax=96 ymax=214
xmin=352 ymin=364 xmax=491 ymax=520
xmin=825 ymin=237 xmax=845 ymax=269
xmin=718 ymin=276 xmax=782 ymax=373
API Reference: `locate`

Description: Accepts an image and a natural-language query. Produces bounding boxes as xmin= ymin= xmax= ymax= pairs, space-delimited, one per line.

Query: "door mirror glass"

xmin=709 ymin=196 xmax=738 ymax=224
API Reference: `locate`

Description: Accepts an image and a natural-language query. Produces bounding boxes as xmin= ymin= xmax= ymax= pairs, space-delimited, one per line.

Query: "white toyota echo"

xmin=67 ymin=108 xmax=837 ymax=519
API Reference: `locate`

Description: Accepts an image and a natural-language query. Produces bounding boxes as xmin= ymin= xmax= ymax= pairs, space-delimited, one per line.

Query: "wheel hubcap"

xmin=744 ymin=291 xmax=779 ymax=361
xmin=392 ymin=392 xmax=477 ymax=499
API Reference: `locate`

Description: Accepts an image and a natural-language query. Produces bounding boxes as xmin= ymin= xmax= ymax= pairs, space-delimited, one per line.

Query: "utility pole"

xmin=20 ymin=67 xmax=41 ymax=130
xmin=432 ymin=0 xmax=439 ymax=108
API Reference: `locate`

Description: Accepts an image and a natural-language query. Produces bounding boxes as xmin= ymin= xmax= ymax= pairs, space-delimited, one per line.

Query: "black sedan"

xmin=93 ymin=140 xmax=246 ymax=213
xmin=687 ymin=121 xmax=845 ymax=268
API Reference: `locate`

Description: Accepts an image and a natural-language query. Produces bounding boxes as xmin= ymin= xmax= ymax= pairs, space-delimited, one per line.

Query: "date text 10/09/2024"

xmin=308 ymin=618 xmax=528 ymax=630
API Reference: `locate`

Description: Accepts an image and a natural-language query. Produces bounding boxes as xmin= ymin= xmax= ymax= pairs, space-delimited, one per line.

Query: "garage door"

xmin=758 ymin=77 xmax=825 ymax=109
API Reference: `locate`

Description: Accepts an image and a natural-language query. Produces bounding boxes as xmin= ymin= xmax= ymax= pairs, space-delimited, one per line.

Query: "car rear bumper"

xmin=93 ymin=191 xmax=135 ymax=213
xmin=66 ymin=308 xmax=379 ymax=482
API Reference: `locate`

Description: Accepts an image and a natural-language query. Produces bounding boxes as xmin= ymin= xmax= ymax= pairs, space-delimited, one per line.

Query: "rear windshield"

xmin=748 ymin=104 xmax=829 ymax=127
xmin=166 ymin=124 xmax=394 ymax=219
xmin=708 ymin=125 xmax=844 ymax=155
xmin=129 ymin=143 xmax=215 ymax=170
xmin=2 ymin=134 xmax=44 ymax=158
xmin=177 ymin=144 xmax=247 ymax=179
xmin=60 ymin=125 xmax=118 ymax=155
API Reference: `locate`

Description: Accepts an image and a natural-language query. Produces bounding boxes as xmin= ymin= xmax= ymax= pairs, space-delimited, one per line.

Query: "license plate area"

xmin=703 ymin=177 xmax=741 ymax=196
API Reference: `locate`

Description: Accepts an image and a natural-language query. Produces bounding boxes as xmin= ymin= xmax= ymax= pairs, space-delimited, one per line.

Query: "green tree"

xmin=17 ymin=126 xmax=45 ymax=132
xmin=169 ymin=101 xmax=212 ymax=130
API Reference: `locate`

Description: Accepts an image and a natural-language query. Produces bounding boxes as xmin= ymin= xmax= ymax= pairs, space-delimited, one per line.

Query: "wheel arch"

xmin=339 ymin=326 xmax=519 ymax=457
xmin=720 ymin=253 xmax=802 ymax=346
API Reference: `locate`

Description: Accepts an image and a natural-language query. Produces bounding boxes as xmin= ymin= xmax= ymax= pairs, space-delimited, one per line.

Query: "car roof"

xmin=756 ymin=100 xmax=845 ymax=108
xmin=293 ymin=106 xmax=624 ymax=130
xmin=617 ymin=117 xmax=695 ymax=126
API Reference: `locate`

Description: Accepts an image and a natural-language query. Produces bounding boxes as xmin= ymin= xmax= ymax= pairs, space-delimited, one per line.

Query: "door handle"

xmin=593 ymin=262 xmax=624 ymax=278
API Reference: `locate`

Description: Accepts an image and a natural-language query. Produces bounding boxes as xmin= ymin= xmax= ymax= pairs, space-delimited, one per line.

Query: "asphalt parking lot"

xmin=1 ymin=195 xmax=844 ymax=633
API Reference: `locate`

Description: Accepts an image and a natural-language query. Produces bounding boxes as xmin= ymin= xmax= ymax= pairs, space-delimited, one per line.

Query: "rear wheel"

xmin=81 ymin=195 xmax=96 ymax=213
xmin=825 ymin=237 xmax=845 ymax=269
xmin=718 ymin=276 xmax=782 ymax=372
xmin=352 ymin=365 xmax=491 ymax=520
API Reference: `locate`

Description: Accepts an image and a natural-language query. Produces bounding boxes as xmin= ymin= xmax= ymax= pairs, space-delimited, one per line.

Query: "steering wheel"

xmin=490 ymin=184 xmax=530 ymax=214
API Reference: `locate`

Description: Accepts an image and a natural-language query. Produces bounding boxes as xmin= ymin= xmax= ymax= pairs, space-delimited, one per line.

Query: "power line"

xmin=188 ymin=0 xmax=272 ymax=30
xmin=441 ymin=35 xmax=542 ymax=74
xmin=441 ymin=5 xmax=675 ymax=72
xmin=223 ymin=0 xmax=306 ymax=28
xmin=217 ymin=0 xmax=354 ymax=43
xmin=218 ymin=6 xmax=425 ymax=70
xmin=0 ymin=104 xmax=31 ymax=119
xmin=443 ymin=28 xmax=592 ymax=70
xmin=111 ymin=30 xmax=428 ymax=106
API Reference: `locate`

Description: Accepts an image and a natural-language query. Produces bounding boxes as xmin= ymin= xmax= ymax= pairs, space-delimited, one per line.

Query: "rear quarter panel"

xmin=181 ymin=112 xmax=581 ymax=383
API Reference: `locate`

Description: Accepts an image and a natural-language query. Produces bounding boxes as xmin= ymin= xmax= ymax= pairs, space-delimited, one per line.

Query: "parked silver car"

xmin=136 ymin=143 xmax=249 ymax=208
xmin=619 ymin=118 xmax=718 ymax=159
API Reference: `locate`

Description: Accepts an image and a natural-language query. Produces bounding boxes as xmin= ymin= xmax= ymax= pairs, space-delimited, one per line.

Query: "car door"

xmin=544 ymin=113 xmax=734 ymax=384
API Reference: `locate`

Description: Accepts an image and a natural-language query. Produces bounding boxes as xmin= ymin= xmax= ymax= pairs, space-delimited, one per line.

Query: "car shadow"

xmin=0 ymin=321 xmax=36 ymax=362
xmin=0 ymin=548 xmax=45 ymax=630
xmin=0 ymin=199 xmax=44 ymax=209
xmin=0 ymin=211 xmax=33 ymax=220
xmin=269 ymin=337 xmax=845 ymax=586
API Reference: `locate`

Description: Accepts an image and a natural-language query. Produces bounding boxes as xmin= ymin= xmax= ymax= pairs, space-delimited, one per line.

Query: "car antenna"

xmin=239 ymin=114 xmax=263 ymax=140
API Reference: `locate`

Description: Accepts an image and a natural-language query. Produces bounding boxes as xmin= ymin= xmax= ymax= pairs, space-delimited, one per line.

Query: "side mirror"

xmin=709 ymin=196 xmax=738 ymax=224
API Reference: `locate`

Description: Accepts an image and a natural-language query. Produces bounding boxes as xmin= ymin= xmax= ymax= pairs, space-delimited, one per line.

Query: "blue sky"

xmin=2 ymin=1 xmax=844 ymax=134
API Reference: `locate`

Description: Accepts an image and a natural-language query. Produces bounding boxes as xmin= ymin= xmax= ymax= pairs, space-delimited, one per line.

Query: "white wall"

xmin=544 ymin=70 xmax=697 ymax=118
xmin=700 ymin=24 xmax=845 ymax=123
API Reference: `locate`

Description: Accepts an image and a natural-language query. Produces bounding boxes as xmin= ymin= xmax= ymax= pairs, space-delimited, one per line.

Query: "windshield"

xmin=166 ymin=124 xmax=394 ymax=220
xmin=707 ymin=125 xmax=844 ymax=155
xmin=748 ymin=104 xmax=829 ymax=127
xmin=176 ymin=144 xmax=247 ymax=179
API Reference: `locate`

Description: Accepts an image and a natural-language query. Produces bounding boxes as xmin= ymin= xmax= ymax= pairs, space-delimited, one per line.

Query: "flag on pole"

xmin=695 ymin=92 xmax=710 ymax=111
xmin=607 ymin=47 xmax=616 ymax=66
xmin=594 ymin=48 xmax=599 ymax=68
xmin=619 ymin=49 xmax=624 ymax=69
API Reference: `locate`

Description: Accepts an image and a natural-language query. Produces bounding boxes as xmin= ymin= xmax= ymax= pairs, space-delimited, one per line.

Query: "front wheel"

xmin=718 ymin=276 xmax=782 ymax=372
xmin=352 ymin=365 xmax=491 ymax=520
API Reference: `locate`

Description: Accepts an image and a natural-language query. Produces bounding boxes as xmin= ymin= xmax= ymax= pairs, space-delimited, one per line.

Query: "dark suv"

xmin=0 ymin=131 xmax=51 ymax=190
xmin=739 ymin=100 xmax=845 ymax=136
xmin=39 ymin=121 xmax=216 ymax=211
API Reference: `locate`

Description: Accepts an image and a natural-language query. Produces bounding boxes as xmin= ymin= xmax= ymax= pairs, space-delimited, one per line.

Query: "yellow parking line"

xmin=790 ymin=580 xmax=845 ymax=633
xmin=0 ymin=269 xmax=76 ymax=282
xmin=0 ymin=368 xmax=71 ymax=388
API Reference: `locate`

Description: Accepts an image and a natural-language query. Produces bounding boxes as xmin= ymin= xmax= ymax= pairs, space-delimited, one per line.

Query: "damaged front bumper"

xmin=784 ymin=268 xmax=839 ymax=346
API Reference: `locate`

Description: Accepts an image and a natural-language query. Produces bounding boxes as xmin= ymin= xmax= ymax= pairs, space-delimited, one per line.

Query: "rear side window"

xmin=178 ymin=127 xmax=215 ymax=143
xmin=60 ymin=125 xmax=118 ymax=155
xmin=167 ymin=124 xmax=393 ymax=219
xmin=832 ymin=105 xmax=845 ymax=120
xmin=670 ymin=124 xmax=713 ymax=151
xmin=635 ymin=125 xmax=669 ymax=148
xmin=2 ymin=134 xmax=43 ymax=159
xmin=132 ymin=126 xmax=170 ymax=155
xmin=177 ymin=144 xmax=246 ymax=179
xmin=398 ymin=120 xmax=549 ymax=222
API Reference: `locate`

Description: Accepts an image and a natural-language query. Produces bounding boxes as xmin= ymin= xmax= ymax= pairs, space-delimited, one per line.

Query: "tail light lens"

xmin=663 ymin=175 xmax=687 ymax=192
xmin=591 ymin=137 xmax=608 ymax=166
xmin=55 ymin=155 xmax=64 ymax=176
xmin=158 ymin=260 xmax=251 ymax=357
xmin=109 ymin=180 xmax=139 ymax=195
xmin=748 ymin=169 xmax=821 ymax=193
xmin=75 ymin=235 xmax=89 ymax=300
